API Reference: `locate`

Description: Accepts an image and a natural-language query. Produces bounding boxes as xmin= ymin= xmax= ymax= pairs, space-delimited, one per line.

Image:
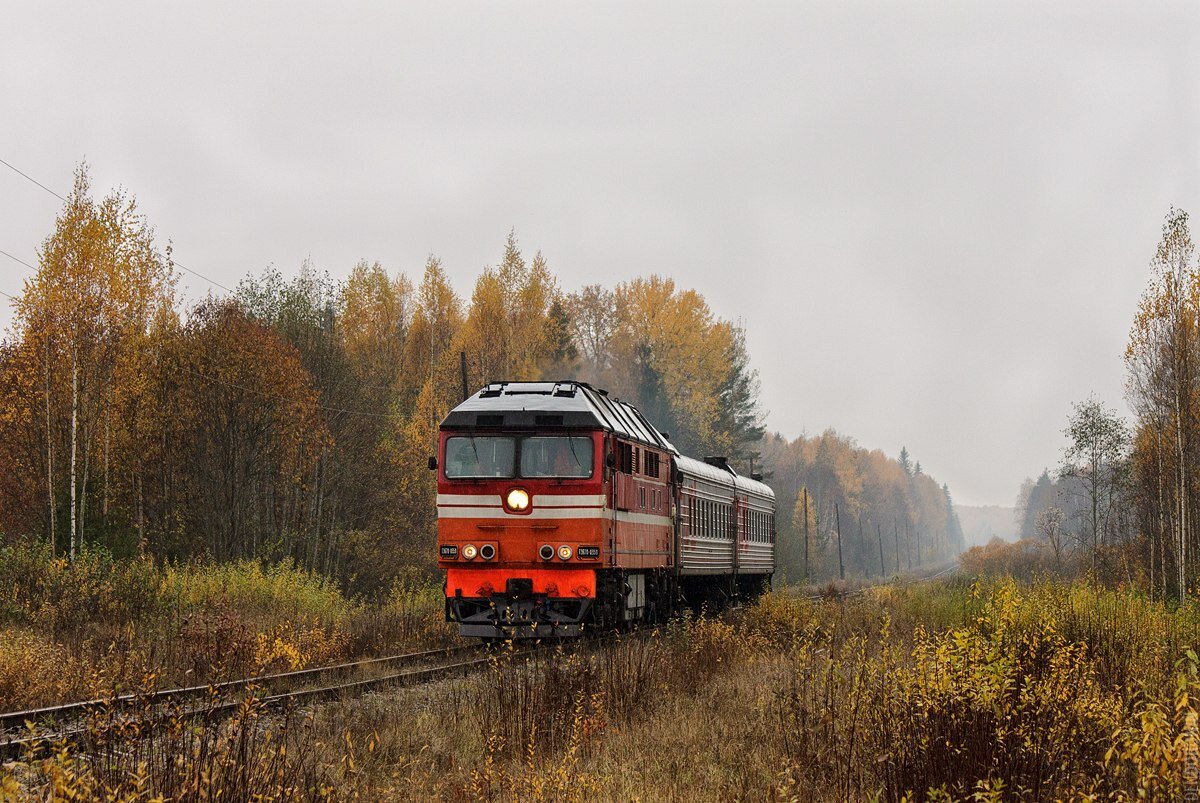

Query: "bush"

xmin=163 ymin=559 xmax=359 ymax=626
xmin=0 ymin=628 xmax=88 ymax=709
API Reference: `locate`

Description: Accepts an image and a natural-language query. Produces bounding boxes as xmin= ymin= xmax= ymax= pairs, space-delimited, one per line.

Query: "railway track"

xmin=0 ymin=565 xmax=960 ymax=761
xmin=0 ymin=642 xmax=496 ymax=760
xmin=792 ymin=560 xmax=960 ymax=602
xmin=0 ymin=628 xmax=643 ymax=761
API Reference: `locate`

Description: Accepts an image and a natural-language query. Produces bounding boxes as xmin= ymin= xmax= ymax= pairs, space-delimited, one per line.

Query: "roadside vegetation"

xmin=8 ymin=569 xmax=1200 ymax=800
xmin=0 ymin=541 xmax=451 ymax=712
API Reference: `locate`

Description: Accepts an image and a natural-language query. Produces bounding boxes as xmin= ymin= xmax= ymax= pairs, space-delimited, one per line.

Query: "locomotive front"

xmin=435 ymin=382 xmax=609 ymax=639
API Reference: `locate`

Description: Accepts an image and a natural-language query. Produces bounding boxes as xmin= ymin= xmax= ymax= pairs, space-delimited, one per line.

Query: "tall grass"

xmin=286 ymin=578 xmax=1200 ymax=800
xmin=8 ymin=561 xmax=1200 ymax=799
xmin=0 ymin=542 xmax=451 ymax=710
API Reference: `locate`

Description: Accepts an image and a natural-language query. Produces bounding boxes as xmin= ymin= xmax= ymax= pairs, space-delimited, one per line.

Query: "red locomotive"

xmin=433 ymin=381 xmax=775 ymax=639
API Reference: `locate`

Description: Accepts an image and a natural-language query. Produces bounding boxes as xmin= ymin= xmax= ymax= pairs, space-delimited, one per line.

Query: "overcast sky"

xmin=2 ymin=2 xmax=1198 ymax=506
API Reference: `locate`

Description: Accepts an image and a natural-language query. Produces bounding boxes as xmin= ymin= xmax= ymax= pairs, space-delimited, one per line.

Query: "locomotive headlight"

xmin=479 ymin=544 xmax=496 ymax=560
xmin=558 ymin=544 xmax=573 ymax=561
xmin=506 ymin=488 xmax=530 ymax=511
xmin=462 ymin=544 xmax=478 ymax=560
xmin=539 ymin=544 xmax=555 ymax=561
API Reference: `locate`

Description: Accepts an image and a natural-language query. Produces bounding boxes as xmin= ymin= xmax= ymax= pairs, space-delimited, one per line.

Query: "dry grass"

xmin=0 ymin=542 xmax=453 ymax=710
xmin=301 ymin=578 xmax=1200 ymax=801
xmin=8 ymin=572 xmax=1200 ymax=800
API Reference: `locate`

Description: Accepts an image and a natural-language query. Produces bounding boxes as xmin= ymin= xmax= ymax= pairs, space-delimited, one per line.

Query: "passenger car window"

xmin=445 ymin=436 xmax=515 ymax=478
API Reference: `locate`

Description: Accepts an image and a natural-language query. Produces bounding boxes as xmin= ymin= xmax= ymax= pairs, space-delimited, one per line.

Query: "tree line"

xmin=0 ymin=166 xmax=966 ymax=591
xmin=762 ymin=434 xmax=964 ymax=582
xmin=0 ymin=167 xmax=769 ymax=591
xmin=1010 ymin=208 xmax=1200 ymax=599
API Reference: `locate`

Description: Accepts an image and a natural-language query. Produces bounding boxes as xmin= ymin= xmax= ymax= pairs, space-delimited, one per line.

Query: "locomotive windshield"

xmin=443 ymin=435 xmax=594 ymax=479
xmin=444 ymin=436 xmax=516 ymax=478
xmin=519 ymin=436 xmax=594 ymax=478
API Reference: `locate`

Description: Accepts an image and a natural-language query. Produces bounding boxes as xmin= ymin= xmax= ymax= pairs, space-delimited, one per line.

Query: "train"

xmin=432 ymin=381 xmax=776 ymax=640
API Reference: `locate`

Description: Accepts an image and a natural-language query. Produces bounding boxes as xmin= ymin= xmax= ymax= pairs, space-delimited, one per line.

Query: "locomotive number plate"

xmin=577 ymin=546 xmax=600 ymax=559
xmin=440 ymin=544 xmax=459 ymax=559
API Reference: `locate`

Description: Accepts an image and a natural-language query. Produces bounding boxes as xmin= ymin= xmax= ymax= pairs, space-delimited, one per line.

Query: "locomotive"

xmin=433 ymin=381 xmax=775 ymax=639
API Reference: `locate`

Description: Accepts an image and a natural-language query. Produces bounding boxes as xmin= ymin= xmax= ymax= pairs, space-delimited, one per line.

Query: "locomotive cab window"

xmin=520 ymin=436 xmax=594 ymax=478
xmin=444 ymin=436 xmax=515 ymax=478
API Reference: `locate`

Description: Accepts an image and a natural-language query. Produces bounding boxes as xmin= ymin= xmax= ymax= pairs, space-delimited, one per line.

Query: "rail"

xmin=0 ymin=563 xmax=961 ymax=760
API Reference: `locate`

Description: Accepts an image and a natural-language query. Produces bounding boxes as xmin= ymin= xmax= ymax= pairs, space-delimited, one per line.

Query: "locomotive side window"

xmin=519 ymin=436 xmax=594 ymax=478
xmin=444 ymin=436 xmax=515 ymax=478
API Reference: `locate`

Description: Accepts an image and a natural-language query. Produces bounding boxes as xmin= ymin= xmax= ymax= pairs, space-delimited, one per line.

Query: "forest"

xmin=0 ymin=167 xmax=963 ymax=592
xmin=5 ymin=173 xmax=1200 ymax=803
xmin=1002 ymin=208 xmax=1200 ymax=600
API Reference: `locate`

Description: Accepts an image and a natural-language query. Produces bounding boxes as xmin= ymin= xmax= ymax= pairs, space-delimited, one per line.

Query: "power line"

xmin=181 ymin=366 xmax=394 ymax=420
xmin=0 ymin=248 xmax=37 ymax=272
xmin=1 ymin=246 xmax=387 ymax=418
xmin=1 ymin=156 xmax=236 ymax=294
xmin=0 ymin=158 xmax=68 ymax=202
xmin=0 ymin=248 xmax=33 ymax=302
xmin=174 ymin=259 xmax=234 ymax=293
xmin=0 ymin=160 xmax=393 ymax=418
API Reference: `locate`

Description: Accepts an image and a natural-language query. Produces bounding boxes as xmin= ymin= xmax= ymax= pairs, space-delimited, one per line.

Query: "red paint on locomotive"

xmin=435 ymin=381 xmax=774 ymax=640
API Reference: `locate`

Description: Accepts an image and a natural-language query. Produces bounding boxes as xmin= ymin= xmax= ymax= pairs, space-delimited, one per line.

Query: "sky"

xmin=2 ymin=2 xmax=1198 ymax=506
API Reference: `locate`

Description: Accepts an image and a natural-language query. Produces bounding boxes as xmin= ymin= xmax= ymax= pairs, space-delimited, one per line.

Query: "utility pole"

xmin=834 ymin=502 xmax=845 ymax=581
xmin=859 ymin=512 xmax=869 ymax=578
xmin=876 ymin=521 xmax=885 ymax=577
xmin=459 ymin=351 xmax=469 ymax=402
xmin=893 ymin=518 xmax=900 ymax=574
xmin=802 ymin=489 xmax=810 ymax=585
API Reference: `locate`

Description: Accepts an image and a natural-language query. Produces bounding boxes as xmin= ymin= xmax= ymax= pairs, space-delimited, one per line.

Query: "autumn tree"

xmin=1126 ymin=208 xmax=1200 ymax=599
xmin=163 ymin=299 xmax=328 ymax=561
xmin=566 ymin=284 xmax=615 ymax=379
xmin=6 ymin=165 xmax=177 ymax=557
xmin=1035 ymin=505 xmax=1067 ymax=570
xmin=1058 ymin=396 xmax=1131 ymax=570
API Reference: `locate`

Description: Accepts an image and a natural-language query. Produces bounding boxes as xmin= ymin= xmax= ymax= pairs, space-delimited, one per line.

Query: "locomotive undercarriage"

xmin=446 ymin=569 xmax=677 ymax=639
xmin=447 ymin=591 xmax=592 ymax=639
xmin=448 ymin=569 xmax=771 ymax=640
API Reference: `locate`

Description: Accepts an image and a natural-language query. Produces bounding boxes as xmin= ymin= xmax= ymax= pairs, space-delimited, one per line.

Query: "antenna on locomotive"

xmin=459 ymin=351 xmax=469 ymax=401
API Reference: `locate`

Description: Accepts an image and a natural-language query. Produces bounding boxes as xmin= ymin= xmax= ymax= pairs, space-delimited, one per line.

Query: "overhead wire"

xmin=181 ymin=366 xmax=396 ymax=419
xmin=0 ymin=156 xmax=236 ymax=294
xmin=0 ymin=157 xmax=67 ymax=202
xmin=1 ymin=155 xmax=402 ymax=421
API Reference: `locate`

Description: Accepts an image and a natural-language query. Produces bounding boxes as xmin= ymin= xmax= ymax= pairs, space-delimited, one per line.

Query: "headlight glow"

xmin=558 ymin=545 xmax=573 ymax=560
xmin=462 ymin=544 xmax=478 ymax=560
xmin=506 ymin=488 xmax=530 ymax=511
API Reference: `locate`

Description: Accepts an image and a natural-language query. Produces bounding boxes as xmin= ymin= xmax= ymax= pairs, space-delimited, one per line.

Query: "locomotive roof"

xmin=441 ymin=381 xmax=678 ymax=453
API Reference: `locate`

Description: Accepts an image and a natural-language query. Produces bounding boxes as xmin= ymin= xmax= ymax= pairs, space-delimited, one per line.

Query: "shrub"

xmin=164 ymin=560 xmax=358 ymax=626
xmin=0 ymin=628 xmax=87 ymax=709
